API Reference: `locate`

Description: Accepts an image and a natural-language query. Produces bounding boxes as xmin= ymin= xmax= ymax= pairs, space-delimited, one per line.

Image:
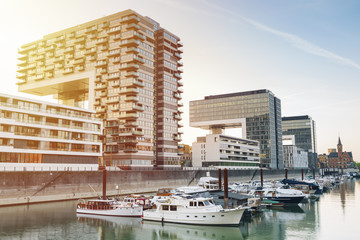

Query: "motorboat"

xmin=143 ymin=195 xmax=247 ymax=226
xmin=248 ymin=187 xmax=305 ymax=206
xmin=76 ymin=199 xmax=143 ymax=217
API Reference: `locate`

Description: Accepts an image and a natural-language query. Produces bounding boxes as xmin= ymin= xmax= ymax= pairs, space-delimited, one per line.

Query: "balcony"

xmin=95 ymin=108 xmax=106 ymax=113
xmin=108 ymin=49 xmax=120 ymax=57
xmin=174 ymin=73 xmax=181 ymax=79
xmin=126 ymin=47 xmax=140 ymax=54
xmin=45 ymin=72 xmax=53 ymax=78
xmin=123 ymin=79 xmax=144 ymax=88
xmin=54 ymin=56 xmax=65 ymax=63
xmin=121 ymin=15 xmax=140 ymax=24
xmin=177 ymin=41 xmax=183 ymax=47
xmin=55 ymin=35 xmax=65 ymax=42
xmin=174 ymin=114 xmax=182 ymax=120
xmin=120 ymin=63 xmax=139 ymax=71
xmin=177 ymin=68 xmax=183 ymax=73
xmin=96 ymin=38 xmax=108 ymax=45
xmin=174 ymin=52 xmax=181 ymax=59
xmin=63 ymin=67 xmax=73 ymax=74
xmin=75 ymin=36 xmax=85 ymax=43
xmin=18 ymin=44 xmax=37 ymax=54
xmin=177 ymin=102 xmax=184 ymax=107
xmin=127 ymin=23 xmax=140 ymax=30
xmin=177 ymin=80 xmax=184 ymax=87
xmin=178 ymin=87 xmax=184 ymax=93
xmin=75 ymin=65 xmax=85 ymax=71
xmin=108 ymin=73 xmax=120 ymax=80
xmin=124 ymin=96 xmax=139 ymax=102
xmin=118 ymin=129 xmax=143 ymax=137
xmin=178 ymin=61 xmax=183 ymax=67
xmin=120 ymin=87 xmax=139 ymax=95
xmin=125 ymin=71 xmax=139 ymax=77
xmin=73 ymin=59 xmax=84 ymax=65
xmin=124 ymin=121 xmax=138 ymax=127
xmin=173 ymin=135 xmax=182 ymax=142
xmin=85 ymin=26 xmax=97 ymax=33
xmin=124 ymin=147 xmax=138 ymax=153
xmin=109 ymin=26 xmax=121 ymax=34
xmin=118 ymin=113 xmax=138 ymax=119
xmin=120 ymin=39 xmax=140 ymax=47
xmin=95 ymin=83 xmax=107 ymax=90
xmin=178 ymin=122 xmax=184 ymax=128
xmin=64 ymin=46 xmax=74 ymax=53
xmin=174 ymin=93 xmax=181 ymax=99
xmin=96 ymin=60 xmax=107 ymax=67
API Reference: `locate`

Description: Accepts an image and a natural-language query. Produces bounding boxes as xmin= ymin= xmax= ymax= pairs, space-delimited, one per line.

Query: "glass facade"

xmin=282 ymin=115 xmax=317 ymax=169
xmin=190 ymin=89 xmax=283 ymax=169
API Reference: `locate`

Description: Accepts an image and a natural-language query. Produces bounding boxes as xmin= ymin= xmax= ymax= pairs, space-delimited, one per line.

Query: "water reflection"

xmin=0 ymin=180 xmax=360 ymax=239
xmin=77 ymin=214 xmax=245 ymax=240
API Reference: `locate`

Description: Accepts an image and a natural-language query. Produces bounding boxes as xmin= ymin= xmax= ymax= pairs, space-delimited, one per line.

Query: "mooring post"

xmin=224 ymin=168 xmax=228 ymax=209
xmin=260 ymin=168 xmax=263 ymax=187
xmin=102 ymin=168 xmax=107 ymax=200
xmin=313 ymin=168 xmax=315 ymax=179
xmin=285 ymin=168 xmax=288 ymax=179
xmin=218 ymin=168 xmax=222 ymax=190
xmin=302 ymin=168 xmax=304 ymax=180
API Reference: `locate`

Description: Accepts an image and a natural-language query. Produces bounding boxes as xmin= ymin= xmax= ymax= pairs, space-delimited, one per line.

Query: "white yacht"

xmin=143 ymin=195 xmax=246 ymax=226
xmin=76 ymin=199 xmax=143 ymax=217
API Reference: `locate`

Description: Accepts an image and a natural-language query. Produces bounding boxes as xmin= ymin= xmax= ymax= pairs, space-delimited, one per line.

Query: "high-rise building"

xmin=0 ymin=93 xmax=102 ymax=163
xmin=189 ymin=89 xmax=283 ymax=169
xmin=16 ymin=10 xmax=183 ymax=168
xmin=282 ymin=135 xmax=308 ymax=169
xmin=282 ymin=115 xmax=317 ymax=169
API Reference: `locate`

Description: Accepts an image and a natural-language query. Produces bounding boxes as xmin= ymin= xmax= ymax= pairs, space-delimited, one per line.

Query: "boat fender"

xmin=167 ymin=199 xmax=170 ymax=203
xmin=77 ymin=203 xmax=81 ymax=209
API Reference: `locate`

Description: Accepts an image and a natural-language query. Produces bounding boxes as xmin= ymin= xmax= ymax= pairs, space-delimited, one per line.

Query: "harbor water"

xmin=0 ymin=179 xmax=359 ymax=240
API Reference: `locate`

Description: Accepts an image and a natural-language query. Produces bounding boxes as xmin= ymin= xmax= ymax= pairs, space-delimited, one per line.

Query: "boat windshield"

xmin=203 ymin=201 xmax=210 ymax=206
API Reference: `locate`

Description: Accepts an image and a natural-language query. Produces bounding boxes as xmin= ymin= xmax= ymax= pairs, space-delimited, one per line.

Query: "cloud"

xmin=201 ymin=0 xmax=360 ymax=71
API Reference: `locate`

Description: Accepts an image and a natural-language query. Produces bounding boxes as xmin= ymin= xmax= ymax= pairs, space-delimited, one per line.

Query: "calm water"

xmin=1 ymin=179 xmax=359 ymax=240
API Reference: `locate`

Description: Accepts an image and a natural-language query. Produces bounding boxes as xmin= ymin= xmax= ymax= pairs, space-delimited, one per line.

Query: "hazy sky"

xmin=0 ymin=0 xmax=359 ymax=160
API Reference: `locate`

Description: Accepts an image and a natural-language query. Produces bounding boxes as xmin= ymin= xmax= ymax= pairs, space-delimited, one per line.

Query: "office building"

xmin=0 ymin=93 xmax=102 ymax=163
xmin=192 ymin=134 xmax=260 ymax=169
xmin=282 ymin=115 xmax=317 ymax=169
xmin=16 ymin=9 xmax=183 ymax=168
xmin=190 ymin=89 xmax=283 ymax=169
xmin=282 ymin=135 xmax=308 ymax=169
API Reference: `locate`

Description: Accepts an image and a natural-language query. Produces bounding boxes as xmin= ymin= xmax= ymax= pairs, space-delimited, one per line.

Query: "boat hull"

xmin=143 ymin=207 xmax=245 ymax=226
xmin=76 ymin=205 xmax=142 ymax=217
xmin=263 ymin=196 xmax=304 ymax=205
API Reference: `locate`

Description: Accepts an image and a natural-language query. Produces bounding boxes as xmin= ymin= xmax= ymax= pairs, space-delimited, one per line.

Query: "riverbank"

xmin=0 ymin=168 xmax=334 ymax=206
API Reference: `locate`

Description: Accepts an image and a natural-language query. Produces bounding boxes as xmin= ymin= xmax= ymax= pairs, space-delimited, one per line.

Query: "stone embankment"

xmin=0 ymin=169 xmax=306 ymax=206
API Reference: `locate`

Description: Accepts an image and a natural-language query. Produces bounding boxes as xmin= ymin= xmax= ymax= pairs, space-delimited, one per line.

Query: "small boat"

xmin=248 ymin=187 xmax=305 ymax=206
xmin=143 ymin=195 xmax=247 ymax=226
xmin=76 ymin=199 xmax=143 ymax=217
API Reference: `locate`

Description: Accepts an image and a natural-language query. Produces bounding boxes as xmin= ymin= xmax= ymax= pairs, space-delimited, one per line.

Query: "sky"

xmin=0 ymin=0 xmax=359 ymax=160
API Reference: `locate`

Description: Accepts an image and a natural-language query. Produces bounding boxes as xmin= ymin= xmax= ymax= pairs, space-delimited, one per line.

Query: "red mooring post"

xmin=218 ymin=168 xmax=222 ymax=190
xmin=285 ymin=168 xmax=288 ymax=179
xmin=224 ymin=168 xmax=229 ymax=209
xmin=260 ymin=168 xmax=263 ymax=187
xmin=102 ymin=169 xmax=107 ymax=200
xmin=302 ymin=168 xmax=304 ymax=180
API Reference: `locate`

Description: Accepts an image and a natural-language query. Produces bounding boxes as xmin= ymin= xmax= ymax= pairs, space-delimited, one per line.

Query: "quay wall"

xmin=0 ymin=169 xmax=305 ymax=206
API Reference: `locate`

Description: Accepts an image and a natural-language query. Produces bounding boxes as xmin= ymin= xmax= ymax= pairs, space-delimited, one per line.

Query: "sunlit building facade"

xmin=192 ymin=134 xmax=260 ymax=169
xmin=190 ymin=89 xmax=283 ymax=169
xmin=0 ymin=93 xmax=102 ymax=163
xmin=16 ymin=9 xmax=183 ymax=168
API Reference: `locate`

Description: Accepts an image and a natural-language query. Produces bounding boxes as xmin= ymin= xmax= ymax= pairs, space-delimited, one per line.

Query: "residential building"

xmin=282 ymin=135 xmax=308 ymax=169
xmin=16 ymin=9 xmax=183 ymax=168
xmin=328 ymin=137 xmax=353 ymax=169
xmin=318 ymin=154 xmax=328 ymax=169
xmin=282 ymin=115 xmax=317 ymax=169
xmin=0 ymin=93 xmax=102 ymax=163
xmin=178 ymin=143 xmax=192 ymax=167
xmin=192 ymin=134 xmax=260 ymax=169
xmin=190 ymin=89 xmax=283 ymax=169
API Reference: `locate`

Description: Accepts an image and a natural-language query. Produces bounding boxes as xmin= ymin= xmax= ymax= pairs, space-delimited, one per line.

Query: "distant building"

xmin=192 ymin=134 xmax=260 ymax=169
xmin=178 ymin=143 xmax=192 ymax=167
xmin=327 ymin=137 xmax=353 ymax=169
xmin=282 ymin=135 xmax=308 ymax=169
xmin=190 ymin=89 xmax=283 ymax=169
xmin=0 ymin=93 xmax=102 ymax=164
xmin=318 ymin=154 xmax=328 ymax=169
xmin=282 ymin=115 xmax=317 ymax=169
xmin=328 ymin=149 xmax=336 ymax=155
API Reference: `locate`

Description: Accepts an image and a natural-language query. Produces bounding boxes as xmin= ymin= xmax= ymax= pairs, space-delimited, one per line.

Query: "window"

xmin=170 ymin=205 xmax=177 ymax=211
xmin=162 ymin=205 xmax=169 ymax=211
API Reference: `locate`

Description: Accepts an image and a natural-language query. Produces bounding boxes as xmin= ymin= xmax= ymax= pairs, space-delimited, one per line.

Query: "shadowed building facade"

xmin=16 ymin=10 xmax=183 ymax=168
xmin=282 ymin=115 xmax=317 ymax=169
xmin=190 ymin=89 xmax=283 ymax=169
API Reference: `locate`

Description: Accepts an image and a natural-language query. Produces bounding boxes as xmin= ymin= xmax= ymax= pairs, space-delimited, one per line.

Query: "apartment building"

xmin=16 ymin=9 xmax=183 ymax=168
xmin=192 ymin=134 xmax=260 ymax=169
xmin=0 ymin=93 xmax=102 ymax=163
xmin=190 ymin=89 xmax=283 ymax=169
